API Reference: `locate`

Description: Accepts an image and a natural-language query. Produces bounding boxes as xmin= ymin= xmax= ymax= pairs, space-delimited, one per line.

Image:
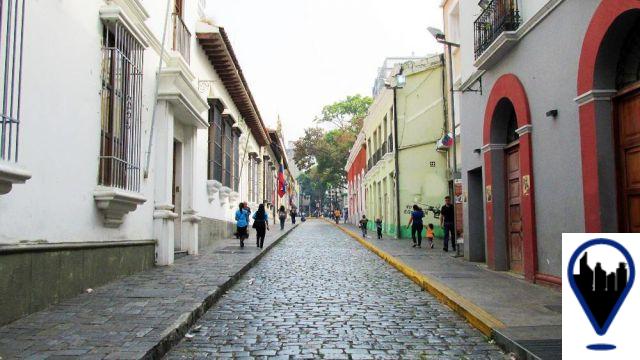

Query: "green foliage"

xmin=294 ymin=94 xmax=372 ymax=207
xmin=314 ymin=94 xmax=372 ymax=135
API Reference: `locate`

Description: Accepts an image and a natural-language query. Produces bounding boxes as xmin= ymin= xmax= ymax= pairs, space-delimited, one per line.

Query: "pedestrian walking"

xmin=375 ymin=218 xmax=383 ymax=239
xmin=334 ymin=208 xmax=341 ymax=224
xmin=235 ymin=202 xmax=249 ymax=248
xmin=426 ymin=223 xmax=435 ymax=249
xmin=407 ymin=205 xmax=425 ymax=248
xmin=278 ymin=205 xmax=287 ymax=230
xmin=252 ymin=203 xmax=269 ymax=249
xmin=440 ymin=196 xmax=456 ymax=252
xmin=359 ymin=215 xmax=369 ymax=237
xmin=344 ymin=209 xmax=349 ymax=224
xmin=290 ymin=207 xmax=297 ymax=224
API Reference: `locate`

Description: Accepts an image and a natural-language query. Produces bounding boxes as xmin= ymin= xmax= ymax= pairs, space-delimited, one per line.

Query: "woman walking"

xmin=252 ymin=204 xmax=270 ymax=248
xmin=235 ymin=202 xmax=249 ymax=248
xmin=278 ymin=205 xmax=287 ymax=230
xmin=407 ymin=205 xmax=425 ymax=248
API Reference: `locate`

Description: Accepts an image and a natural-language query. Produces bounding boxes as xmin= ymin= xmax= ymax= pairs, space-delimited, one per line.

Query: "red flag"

xmin=278 ymin=164 xmax=286 ymax=198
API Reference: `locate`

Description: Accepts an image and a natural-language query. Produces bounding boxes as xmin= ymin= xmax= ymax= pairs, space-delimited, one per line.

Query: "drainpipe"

xmin=393 ymin=86 xmax=401 ymax=239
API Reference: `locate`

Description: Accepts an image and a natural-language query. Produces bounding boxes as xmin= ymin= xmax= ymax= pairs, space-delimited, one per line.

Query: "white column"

xmin=182 ymin=126 xmax=200 ymax=255
xmin=153 ymin=101 xmax=177 ymax=266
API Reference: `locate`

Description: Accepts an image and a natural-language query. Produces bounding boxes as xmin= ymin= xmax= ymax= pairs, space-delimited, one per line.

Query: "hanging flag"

xmin=278 ymin=163 xmax=286 ymax=198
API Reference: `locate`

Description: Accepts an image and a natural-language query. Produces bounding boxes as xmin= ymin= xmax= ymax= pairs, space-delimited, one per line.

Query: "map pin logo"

xmin=568 ymin=238 xmax=635 ymax=350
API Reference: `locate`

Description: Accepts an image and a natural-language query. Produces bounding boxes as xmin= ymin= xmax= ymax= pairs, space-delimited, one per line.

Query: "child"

xmin=375 ymin=218 xmax=383 ymax=239
xmin=359 ymin=215 xmax=369 ymax=237
xmin=426 ymin=223 xmax=435 ymax=249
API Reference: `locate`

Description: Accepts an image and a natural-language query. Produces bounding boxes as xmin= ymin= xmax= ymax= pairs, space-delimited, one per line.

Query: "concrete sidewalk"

xmin=336 ymin=222 xmax=561 ymax=360
xmin=0 ymin=222 xmax=299 ymax=359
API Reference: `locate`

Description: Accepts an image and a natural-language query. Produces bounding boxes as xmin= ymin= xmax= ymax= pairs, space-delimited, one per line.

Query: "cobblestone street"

xmin=167 ymin=221 xmax=506 ymax=359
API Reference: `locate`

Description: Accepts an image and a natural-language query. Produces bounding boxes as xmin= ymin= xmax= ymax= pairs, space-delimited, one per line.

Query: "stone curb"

xmin=326 ymin=219 xmax=504 ymax=337
xmin=143 ymin=224 xmax=300 ymax=359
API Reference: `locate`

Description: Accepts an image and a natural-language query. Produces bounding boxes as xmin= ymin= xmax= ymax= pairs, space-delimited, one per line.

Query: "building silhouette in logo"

xmin=573 ymin=252 xmax=628 ymax=328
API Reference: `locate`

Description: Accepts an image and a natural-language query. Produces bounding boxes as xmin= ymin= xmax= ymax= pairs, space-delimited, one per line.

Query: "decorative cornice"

xmin=182 ymin=209 xmax=201 ymax=224
xmin=480 ymin=143 xmax=506 ymax=153
xmin=515 ymin=124 xmax=532 ymax=136
xmin=99 ymin=5 xmax=150 ymax=48
xmin=0 ymin=161 xmax=31 ymax=195
xmin=158 ymin=62 xmax=209 ymax=129
xmin=574 ymin=89 xmax=617 ymax=106
xmin=94 ymin=186 xmax=147 ymax=227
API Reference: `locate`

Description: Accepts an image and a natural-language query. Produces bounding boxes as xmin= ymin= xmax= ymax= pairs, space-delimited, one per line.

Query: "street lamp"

xmin=428 ymin=27 xmax=461 ymax=257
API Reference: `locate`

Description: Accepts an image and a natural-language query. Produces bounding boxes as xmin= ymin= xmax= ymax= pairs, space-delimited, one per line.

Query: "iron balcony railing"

xmin=1 ymin=0 xmax=26 ymax=163
xmin=173 ymin=13 xmax=191 ymax=64
xmin=473 ymin=0 xmax=521 ymax=59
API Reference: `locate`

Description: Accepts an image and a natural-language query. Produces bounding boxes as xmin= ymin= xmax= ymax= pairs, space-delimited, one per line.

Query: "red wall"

xmin=347 ymin=146 xmax=366 ymax=182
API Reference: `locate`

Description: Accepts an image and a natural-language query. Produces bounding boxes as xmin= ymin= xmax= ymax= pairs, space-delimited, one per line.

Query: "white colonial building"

xmin=0 ymin=0 xmax=295 ymax=325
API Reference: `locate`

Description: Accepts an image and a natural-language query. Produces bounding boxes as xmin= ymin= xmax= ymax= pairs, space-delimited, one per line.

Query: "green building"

xmin=362 ymin=55 xmax=449 ymax=238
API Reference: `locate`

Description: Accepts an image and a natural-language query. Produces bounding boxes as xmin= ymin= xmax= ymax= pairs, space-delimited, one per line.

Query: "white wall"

xmin=0 ymin=0 xmax=265 ymax=245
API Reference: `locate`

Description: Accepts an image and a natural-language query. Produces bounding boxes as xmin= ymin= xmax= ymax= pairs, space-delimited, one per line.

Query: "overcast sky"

xmin=207 ymin=0 xmax=444 ymax=145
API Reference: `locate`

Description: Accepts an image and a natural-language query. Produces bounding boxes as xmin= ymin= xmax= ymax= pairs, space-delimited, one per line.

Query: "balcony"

xmin=473 ymin=0 xmax=521 ymax=68
xmin=173 ymin=13 xmax=191 ymax=64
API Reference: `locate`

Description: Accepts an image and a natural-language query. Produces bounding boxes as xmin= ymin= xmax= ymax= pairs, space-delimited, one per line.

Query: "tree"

xmin=315 ymin=94 xmax=372 ymax=134
xmin=294 ymin=94 xmax=372 ymax=199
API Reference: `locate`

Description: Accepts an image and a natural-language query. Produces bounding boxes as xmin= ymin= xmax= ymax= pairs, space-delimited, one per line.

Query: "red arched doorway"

xmin=577 ymin=0 xmax=640 ymax=232
xmin=482 ymin=74 xmax=537 ymax=282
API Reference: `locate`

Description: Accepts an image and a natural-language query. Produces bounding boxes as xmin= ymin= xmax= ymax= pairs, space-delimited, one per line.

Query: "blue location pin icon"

xmin=567 ymin=238 xmax=635 ymax=350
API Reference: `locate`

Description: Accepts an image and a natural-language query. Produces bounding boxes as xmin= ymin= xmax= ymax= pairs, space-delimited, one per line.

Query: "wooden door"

xmin=616 ymin=88 xmax=640 ymax=232
xmin=506 ymin=145 xmax=523 ymax=274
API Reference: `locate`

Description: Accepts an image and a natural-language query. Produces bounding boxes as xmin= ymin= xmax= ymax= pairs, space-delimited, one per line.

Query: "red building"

xmin=345 ymin=133 xmax=367 ymax=225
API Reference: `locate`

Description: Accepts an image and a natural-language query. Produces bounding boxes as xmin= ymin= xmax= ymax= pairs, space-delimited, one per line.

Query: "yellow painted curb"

xmin=326 ymin=219 xmax=505 ymax=337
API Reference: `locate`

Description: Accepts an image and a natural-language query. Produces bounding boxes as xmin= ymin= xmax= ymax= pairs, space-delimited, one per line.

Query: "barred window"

xmin=1 ymin=0 xmax=26 ymax=162
xmin=208 ymin=103 xmax=223 ymax=181
xmin=233 ymin=131 xmax=239 ymax=190
xmin=208 ymin=102 xmax=240 ymax=190
xmin=99 ymin=22 xmax=144 ymax=192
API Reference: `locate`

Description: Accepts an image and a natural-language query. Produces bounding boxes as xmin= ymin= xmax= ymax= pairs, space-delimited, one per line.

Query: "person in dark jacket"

xmin=252 ymin=203 xmax=269 ymax=248
xmin=278 ymin=206 xmax=287 ymax=230
xmin=407 ymin=205 xmax=425 ymax=248
xmin=440 ymin=196 xmax=456 ymax=252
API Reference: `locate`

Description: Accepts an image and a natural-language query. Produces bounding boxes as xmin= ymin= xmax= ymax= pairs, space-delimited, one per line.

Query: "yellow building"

xmin=362 ymin=55 xmax=449 ymax=238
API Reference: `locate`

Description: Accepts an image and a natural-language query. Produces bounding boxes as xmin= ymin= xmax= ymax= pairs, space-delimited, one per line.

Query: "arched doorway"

xmin=577 ymin=0 xmax=640 ymax=232
xmin=482 ymin=74 xmax=537 ymax=281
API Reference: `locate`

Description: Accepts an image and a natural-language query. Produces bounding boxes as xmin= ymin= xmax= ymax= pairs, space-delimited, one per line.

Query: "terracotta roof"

xmin=196 ymin=26 xmax=269 ymax=146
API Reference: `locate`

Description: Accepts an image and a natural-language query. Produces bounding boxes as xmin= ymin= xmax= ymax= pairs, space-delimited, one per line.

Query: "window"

xmin=208 ymin=103 xmax=223 ymax=181
xmin=233 ymin=130 xmax=240 ymax=190
xmin=247 ymin=154 xmax=259 ymax=203
xmin=224 ymin=120 xmax=232 ymax=186
xmin=207 ymin=102 xmax=239 ymax=189
xmin=99 ymin=22 xmax=144 ymax=192
xmin=0 ymin=0 xmax=26 ymax=163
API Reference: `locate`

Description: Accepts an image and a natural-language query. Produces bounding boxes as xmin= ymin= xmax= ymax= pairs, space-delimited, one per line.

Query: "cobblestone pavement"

xmin=0 ymin=224 xmax=297 ymax=359
xmin=166 ymin=220 xmax=506 ymax=359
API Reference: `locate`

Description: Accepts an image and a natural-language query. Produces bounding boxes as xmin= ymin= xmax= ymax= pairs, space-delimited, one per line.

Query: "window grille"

xmin=232 ymin=130 xmax=239 ymax=191
xmin=0 ymin=0 xmax=26 ymax=162
xmin=208 ymin=103 xmax=223 ymax=181
xmin=99 ymin=22 xmax=144 ymax=192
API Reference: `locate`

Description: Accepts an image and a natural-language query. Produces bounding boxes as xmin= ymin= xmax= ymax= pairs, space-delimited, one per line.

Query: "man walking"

xmin=440 ymin=196 xmax=456 ymax=252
